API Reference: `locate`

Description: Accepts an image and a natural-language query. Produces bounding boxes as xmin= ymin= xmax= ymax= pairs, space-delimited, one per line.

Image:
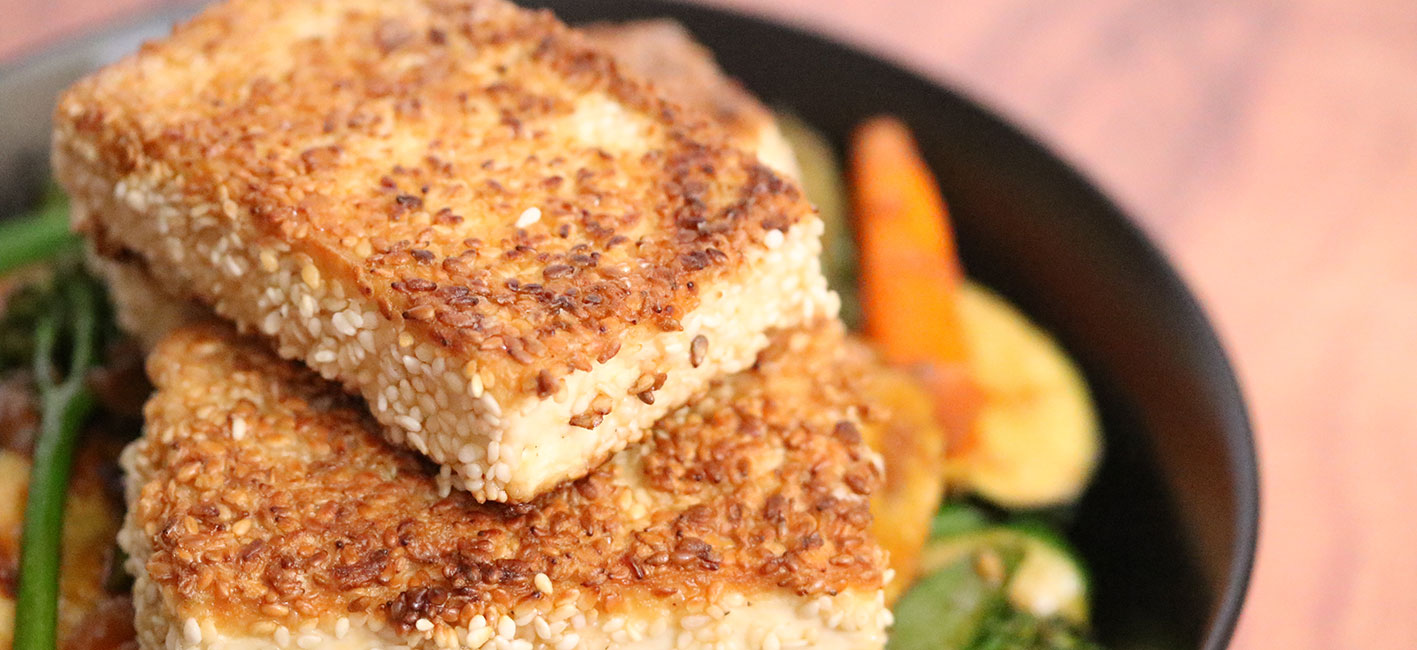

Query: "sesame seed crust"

xmin=55 ymin=0 xmax=834 ymax=502
xmin=579 ymin=19 xmax=800 ymax=179
xmin=122 ymin=321 xmax=889 ymax=649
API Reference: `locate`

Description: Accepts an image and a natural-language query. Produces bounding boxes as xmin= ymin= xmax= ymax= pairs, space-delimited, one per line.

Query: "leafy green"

xmin=892 ymin=501 xmax=1105 ymax=649
xmin=968 ymin=609 xmax=1103 ymax=650
xmin=889 ymin=554 xmax=1013 ymax=650
xmin=0 ymin=185 xmax=77 ymax=276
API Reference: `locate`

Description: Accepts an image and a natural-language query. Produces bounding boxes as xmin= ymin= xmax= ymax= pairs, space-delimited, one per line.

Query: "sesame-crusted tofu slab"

xmin=57 ymin=0 xmax=835 ymax=502
xmin=580 ymin=19 xmax=799 ymax=180
xmin=122 ymin=321 xmax=889 ymax=650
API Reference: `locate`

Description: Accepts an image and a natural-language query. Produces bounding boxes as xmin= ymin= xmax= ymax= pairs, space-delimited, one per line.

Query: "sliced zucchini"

xmin=773 ymin=110 xmax=861 ymax=328
xmin=951 ymin=282 xmax=1101 ymax=508
xmin=919 ymin=520 xmax=1091 ymax=625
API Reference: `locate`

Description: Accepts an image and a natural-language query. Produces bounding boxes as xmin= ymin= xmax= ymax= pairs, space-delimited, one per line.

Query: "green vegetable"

xmin=969 ymin=609 xmax=1103 ymax=650
xmin=892 ymin=505 xmax=1102 ymax=649
xmin=931 ymin=502 xmax=993 ymax=538
xmin=921 ymin=516 xmax=1092 ymax=625
xmin=951 ymin=282 xmax=1102 ymax=509
xmin=0 ymin=186 xmax=77 ymax=276
xmin=3 ymin=186 xmax=108 ymax=650
xmin=12 ymin=272 xmax=101 ymax=650
xmin=773 ymin=110 xmax=860 ymax=328
xmin=888 ymin=552 xmax=1015 ymax=650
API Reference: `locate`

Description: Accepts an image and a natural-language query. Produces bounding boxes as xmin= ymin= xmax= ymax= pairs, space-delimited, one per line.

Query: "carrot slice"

xmin=850 ymin=116 xmax=980 ymax=451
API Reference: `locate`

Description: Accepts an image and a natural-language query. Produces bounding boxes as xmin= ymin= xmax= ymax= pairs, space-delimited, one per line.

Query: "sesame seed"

xmin=534 ymin=572 xmax=554 ymax=594
xmin=230 ymin=417 xmax=247 ymax=441
xmin=515 ymin=207 xmax=542 ymax=228
xmin=300 ymin=263 xmax=321 ymax=289
xmin=764 ymin=228 xmax=785 ymax=249
xmin=335 ymin=617 xmax=350 ymax=639
xmin=183 ymin=617 xmax=202 ymax=644
xmin=466 ymin=627 xmax=494 ymax=647
xmin=681 ymin=615 xmax=710 ymax=630
xmin=690 ymin=334 xmax=709 ymax=367
xmin=414 ymin=618 xmax=434 ymax=632
xmin=394 ymin=414 xmax=422 ymax=432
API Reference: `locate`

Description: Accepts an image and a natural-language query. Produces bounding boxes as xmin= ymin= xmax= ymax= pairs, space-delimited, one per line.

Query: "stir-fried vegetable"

xmin=849 ymin=116 xmax=982 ymax=450
xmin=890 ymin=504 xmax=1099 ymax=650
xmin=952 ymin=283 xmax=1101 ymax=508
xmin=919 ymin=509 xmax=1091 ymax=625
xmin=0 ymin=190 xmax=112 ymax=650
xmin=11 ymin=270 xmax=102 ymax=650
xmin=0 ymin=186 xmax=77 ymax=276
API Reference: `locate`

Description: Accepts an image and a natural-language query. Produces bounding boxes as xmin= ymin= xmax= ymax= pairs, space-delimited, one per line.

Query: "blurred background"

xmin=3 ymin=1 xmax=1415 ymax=648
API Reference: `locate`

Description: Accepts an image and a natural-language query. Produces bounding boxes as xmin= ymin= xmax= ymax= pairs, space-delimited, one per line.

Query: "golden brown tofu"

xmin=121 ymin=321 xmax=889 ymax=650
xmin=56 ymin=0 xmax=836 ymax=503
xmin=582 ymin=19 xmax=798 ymax=179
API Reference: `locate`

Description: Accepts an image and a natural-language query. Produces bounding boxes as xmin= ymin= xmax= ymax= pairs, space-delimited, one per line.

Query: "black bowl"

xmin=0 ymin=2 xmax=1258 ymax=648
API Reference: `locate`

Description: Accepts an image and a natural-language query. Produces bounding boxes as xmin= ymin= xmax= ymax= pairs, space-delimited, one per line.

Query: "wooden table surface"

xmin=3 ymin=1 xmax=1415 ymax=648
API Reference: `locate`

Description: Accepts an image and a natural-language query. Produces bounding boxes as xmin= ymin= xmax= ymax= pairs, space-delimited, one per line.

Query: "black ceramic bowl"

xmin=0 ymin=2 xmax=1258 ymax=648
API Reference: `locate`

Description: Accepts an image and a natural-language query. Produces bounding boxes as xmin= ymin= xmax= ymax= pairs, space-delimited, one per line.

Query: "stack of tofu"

xmin=52 ymin=1 xmax=944 ymax=648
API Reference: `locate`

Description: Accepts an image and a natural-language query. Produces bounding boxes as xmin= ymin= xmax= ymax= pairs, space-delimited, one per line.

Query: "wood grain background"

xmin=3 ymin=1 xmax=1415 ymax=648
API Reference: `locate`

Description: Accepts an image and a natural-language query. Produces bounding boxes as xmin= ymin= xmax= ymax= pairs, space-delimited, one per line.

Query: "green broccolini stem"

xmin=13 ymin=278 xmax=99 ymax=650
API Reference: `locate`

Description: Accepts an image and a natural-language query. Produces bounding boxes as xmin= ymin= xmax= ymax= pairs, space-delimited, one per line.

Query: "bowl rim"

xmin=1 ymin=2 xmax=1259 ymax=648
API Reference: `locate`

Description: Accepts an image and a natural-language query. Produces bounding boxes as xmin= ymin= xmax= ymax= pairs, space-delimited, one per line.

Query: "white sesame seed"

xmin=335 ymin=617 xmax=349 ymax=639
xmin=394 ymin=414 xmax=422 ymax=432
xmin=183 ymin=617 xmax=202 ymax=644
xmin=466 ymin=627 xmax=493 ymax=647
xmin=534 ymin=572 xmax=553 ymax=594
xmin=515 ymin=207 xmax=542 ymax=228
xmin=301 ymin=263 xmax=321 ymax=289
xmin=313 ymin=350 xmax=337 ymax=364
xmin=497 ymin=615 xmax=516 ymax=639
xmin=230 ymin=417 xmax=247 ymax=441
xmin=274 ymin=626 xmax=291 ymax=647
xmin=764 ymin=228 xmax=785 ymax=249
xmin=414 ymin=618 xmax=434 ymax=632
xmin=296 ymin=634 xmax=321 ymax=648
xmin=554 ymin=635 xmax=579 ymax=650
xmin=261 ymin=312 xmax=281 ymax=336
xmin=681 ymin=615 xmax=710 ymax=630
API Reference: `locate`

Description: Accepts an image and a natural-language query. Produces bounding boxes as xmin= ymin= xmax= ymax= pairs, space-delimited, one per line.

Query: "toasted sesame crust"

xmin=580 ymin=20 xmax=799 ymax=180
xmin=122 ymin=321 xmax=889 ymax=649
xmin=56 ymin=0 xmax=834 ymax=502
